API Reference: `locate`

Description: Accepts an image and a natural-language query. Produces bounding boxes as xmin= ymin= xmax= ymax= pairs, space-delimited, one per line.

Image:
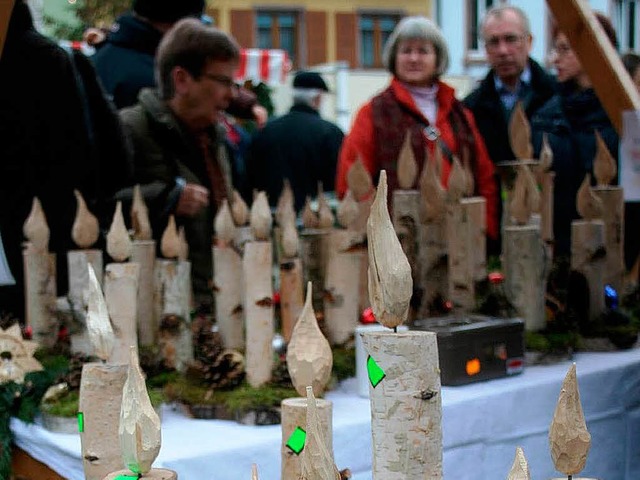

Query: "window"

xmin=257 ymin=11 xmax=299 ymax=66
xmin=467 ymin=0 xmax=496 ymax=53
xmin=613 ymin=0 xmax=639 ymax=51
xmin=359 ymin=14 xmax=400 ymax=68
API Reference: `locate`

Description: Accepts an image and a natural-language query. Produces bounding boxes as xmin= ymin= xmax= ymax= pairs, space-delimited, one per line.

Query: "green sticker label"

xmin=77 ymin=412 xmax=84 ymax=433
xmin=286 ymin=426 xmax=306 ymax=455
xmin=114 ymin=476 xmax=138 ymax=480
xmin=367 ymin=355 xmax=386 ymax=388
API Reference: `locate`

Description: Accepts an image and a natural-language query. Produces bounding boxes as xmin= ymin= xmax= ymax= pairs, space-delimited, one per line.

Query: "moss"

xmin=526 ymin=331 xmax=581 ymax=353
xmin=332 ymin=347 xmax=356 ymax=381
xmin=42 ymin=390 xmax=79 ymax=418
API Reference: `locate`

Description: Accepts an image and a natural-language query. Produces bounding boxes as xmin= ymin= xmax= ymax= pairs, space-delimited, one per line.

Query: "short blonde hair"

xmin=383 ymin=16 xmax=449 ymax=78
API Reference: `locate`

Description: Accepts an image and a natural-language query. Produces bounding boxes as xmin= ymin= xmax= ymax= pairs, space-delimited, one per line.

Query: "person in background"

xmin=463 ymin=5 xmax=556 ymax=254
xmin=119 ymin=18 xmax=238 ymax=308
xmin=247 ymin=71 xmax=344 ymax=211
xmin=336 ymin=16 xmax=498 ymax=241
xmin=530 ymin=12 xmax=618 ymax=257
xmin=622 ymin=52 xmax=640 ymax=92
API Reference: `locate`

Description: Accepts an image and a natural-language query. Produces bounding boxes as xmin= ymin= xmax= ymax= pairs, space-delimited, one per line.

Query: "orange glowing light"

xmin=466 ymin=358 xmax=481 ymax=376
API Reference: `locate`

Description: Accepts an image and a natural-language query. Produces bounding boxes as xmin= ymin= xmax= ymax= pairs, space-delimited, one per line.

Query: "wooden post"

xmin=132 ymin=240 xmax=156 ymax=347
xmin=105 ymin=263 xmax=140 ymax=365
xmin=462 ymin=197 xmax=487 ymax=282
xmin=279 ymin=211 xmax=304 ymax=343
xmin=104 ymin=470 xmax=176 ymax=480
xmin=593 ymin=187 xmax=624 ymax=292
xmin=445 ymin=202 xmax=475 ymax=311
xmin=299 ymin=228 xmax=330 ymax=316
xmin=68 ymin=250 xmax=103 ymax=354
xmin=571 ymin=220 xmax=605 ymax=321
xmin=0 ymin=0 xmax=15 ymax=59
xmin=23 ymin=248 xmax=57 ymax=348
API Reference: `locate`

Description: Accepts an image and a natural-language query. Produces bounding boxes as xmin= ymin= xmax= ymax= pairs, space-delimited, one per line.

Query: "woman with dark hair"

xmin=335 ymin=16 xmax=498 ymax=240
xmin=531 ymin=12 xmax=619 ymax=257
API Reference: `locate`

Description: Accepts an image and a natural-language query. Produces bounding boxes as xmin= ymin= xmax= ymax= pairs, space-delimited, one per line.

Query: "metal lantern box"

xmin=411 ymin=315 xmax=525 ymax=386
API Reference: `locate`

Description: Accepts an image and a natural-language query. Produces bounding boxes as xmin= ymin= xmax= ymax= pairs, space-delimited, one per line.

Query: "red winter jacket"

xmin=336 ymin=78 xmax=498 ymax=239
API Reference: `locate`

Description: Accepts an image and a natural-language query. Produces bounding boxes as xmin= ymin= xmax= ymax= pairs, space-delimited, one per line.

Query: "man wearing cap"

xmin=247 ymin=71 xmax=344 ymax=211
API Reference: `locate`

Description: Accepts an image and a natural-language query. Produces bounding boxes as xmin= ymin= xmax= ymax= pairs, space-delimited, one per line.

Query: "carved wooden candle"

xmin=507 ymin=446 xmax=530 ymax=480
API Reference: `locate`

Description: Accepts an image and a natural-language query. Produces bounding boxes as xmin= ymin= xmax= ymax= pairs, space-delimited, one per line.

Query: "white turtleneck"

xmin=404 ymin=82 xmax=439 ymax=125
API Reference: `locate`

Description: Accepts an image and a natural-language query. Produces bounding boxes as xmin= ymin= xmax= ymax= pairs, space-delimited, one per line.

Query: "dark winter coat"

xmin=531 ymin=81 xmax=618 ymax=257
xmin=247 ymin=103 xmax=344 ymax=211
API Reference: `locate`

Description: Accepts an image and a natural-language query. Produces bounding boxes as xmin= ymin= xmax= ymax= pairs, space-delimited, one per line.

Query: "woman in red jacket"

xmin=336 ymin=16 xmax=498 ymax=240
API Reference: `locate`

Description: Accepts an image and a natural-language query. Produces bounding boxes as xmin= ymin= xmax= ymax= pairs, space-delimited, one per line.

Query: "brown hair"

xmin=551 ymin=11 xmax=618 ymax=49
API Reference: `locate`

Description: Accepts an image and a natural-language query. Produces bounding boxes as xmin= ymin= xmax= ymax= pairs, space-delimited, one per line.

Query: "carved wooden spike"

xmin=302 ymin=197 xmax=319 ymax=229
xmin=286 ymin=282 xmax=333 ymax=397
xmin=300 ymin=386 xmax=341 ymax=480
xmin=366 ymin=171 xmax=413 ymax=328
xmin=276 ymin=179 xmax=295 ymax=225
xmin=447 ymin=156 xmax=467 ymax=203
xmin=250 ymin=191 xmax=273 ymax=241
xmin=397 ymin=131 xmax=418 ymax=190
xmin=549 ymin=363 xmax=591 ymax=475
xmin=282 ymin=216 xmax=299 ymax=258
xmin=539 ymin=133 xmax=554 ymax=172
xmin=23 ymin=197 xmax=49 ymax=252
xmin=346 ymin=156 xmax=374 ymax=200
xmin=72 ymin=190 xmax=99 ymax=249
xmin=509 ymin=101 xmax=533 ymax=160
xmin=131 ymin=185 xmax=152 ymax=241
xmin=0 ymin=324 xmax=43 ymax=385
xmin=593 ymin=130 xmax=617 ymax=186
xmin=507 ymin=447 xmax=531 ymax=480
xmin=231 ymin=190 xmax=250 ymax=226
xmin=317 ymin=183 xmax=335 ymax=229
xmin=214 ymin=200 xmax=236 ymax=244
xmin=86 ymin=264 xmax=115 ymax=362
xmin=252 ymin=464 xmax=259 ymax=480
xmin=160 ymin=215 xmax=180 ymax=259
xmin=119 ymin=347 xmax=161 ymax=475
xmin=336 ymin=190 xmax=359 ymax=228
xmin=510 ymin=166 xmax=539 ymax=224
xmin=106 ymin=202 xmax=132 ymax=262
xmin=177 ymin=226 xmax=189 ymax=261
xmin=576 ymin=174 xmax=604 ymax=220
xmin=419 ymin=154 xmax=446 ymax=221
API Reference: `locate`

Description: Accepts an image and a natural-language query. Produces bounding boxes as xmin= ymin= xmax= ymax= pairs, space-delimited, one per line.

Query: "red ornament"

xmin=444 ymin=301 xmax=453 ymax=312
xmin=23 ymin=325 xmax=33 ymax=340
xmin=488 ymin=272 xmax=504 ymax=284
xmin=57 ymin=326 xmax=69 ymax=341
xmin=360 ymin=307 xmax=376 ymax=324
xmin=273 ymin=291 xmax=281 ymax=305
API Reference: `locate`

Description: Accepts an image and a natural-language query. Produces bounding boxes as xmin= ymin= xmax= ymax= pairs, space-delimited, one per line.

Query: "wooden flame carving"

xmin=593 ymin=131 xmax=617 ymax=186
xmin=250 ymin=191 xmax=273 ymax=241
xmin=317 ymin=184 xmax=335 ymax=229
xmin=214 ymin=200 xmax=236 ymax=244
xmin=302 ymin=197 xmax=319 ymax=229
xmin=86 ymin=264 xmax=114 ymax=361
xmin=160 ymin=215 xmax=180 ymax=259
xmin=0 ymin=324 xmax=42 ymax=385
xmin=286 ymin=282 xmax=333 ymax=396
xmin=231 ymin=190 xmax=249 ymax=226
xmin=367 ymin=171 xmax=413 ymax=328
xmin=252 ymin=464 xmax=259 ymax=480
xmin=549 ymin=363 xmax=591 ymax=476
xmin=281 ymin=216 xmax=299 ymax=258
xmin=177 ymin=226 xmax=189 ymax=261
xmin=539 ymin=133 xmax=553 ymax=172
xmin=419 ymin=155 xmax=446 ymax=221
xmin=576 ymin=174 xmax=603 ymax=220
xmin=507 ymin=447 xmax=530 ymax=480
xmin=119 ymin=347 xmax=162 ymax=475
xmin=72 ymin=190 xmax=99 ymax=248
xmin=23 ymin=197 xmax=49 ymax=253
xmin=346 ymin=156 xmax=373 ymax=201
xmin=447 ymin=156 xmax=468 ymax=203
xmin=131 ymin=185 xmax=152 ymax=241
xmin=337 ymin=190 xmax=359 ymax=228
xmin=509 ymin=101 xmax=533 ymax=159
xmin=397 ymin=131 xmax=418 ymax=189
xmin=106 ymin=201 xmax=132 ymax=262
xmin=300 ymin=386 xmax=341 ymax=480
xmin=510 ymin=165 xmax=540 ymax=224
xmin=276 ymin=179 xmax=295 ymax=226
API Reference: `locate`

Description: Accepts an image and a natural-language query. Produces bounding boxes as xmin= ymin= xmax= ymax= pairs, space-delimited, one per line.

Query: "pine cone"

xmin=187 ymin=349 xmax=245 ymax=389
xmin=59 ymin=353 xmax=96 ymax=390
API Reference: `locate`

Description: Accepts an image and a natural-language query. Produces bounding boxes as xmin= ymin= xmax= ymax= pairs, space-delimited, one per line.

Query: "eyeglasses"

xmin=201 ymin=73 xmax=237 ymax=88
xmin=484 ymin=34 xmax=526 ymax=51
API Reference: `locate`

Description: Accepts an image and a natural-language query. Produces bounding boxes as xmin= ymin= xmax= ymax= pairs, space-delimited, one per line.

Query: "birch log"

xmin=79 ymin=362 xmax=128 ymax=480
xmin=132 ymin=240 xmax=156 ymax=347
xmin=213 ymin=244 xmax=244 ymax=349
xmin=105 ymin=263 xmax=140 ymax=365
xmin=461 ymin=197 xmax=487 ymax=282
xmin=68 ymin=249 xmax=103 ymax=354
xmin=593 ymin=186 xmax=624 ymax=293
xmin=281 ymin=396 xmax=333 ymax=480
xmin=104 ymin=469 xmax=176 ymax=480
xmin=445 ymin=203 xmax=475 ymax=311
xmin=300 ymin=228 xmax=330 ymax=316
xmin=280 ymin=257 xmax=304 ymax=342
xmin=23 ymin=249 xmax=57 ymax=348
xmin=571 ymin=220 xmax=606 ymax=321
xmin=361 ymin=330 xmax=442 ymax=479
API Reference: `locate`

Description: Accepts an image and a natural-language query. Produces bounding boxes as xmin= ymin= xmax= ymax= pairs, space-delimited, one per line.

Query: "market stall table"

xmin=11 ymin=349 xmax=640 ymax=480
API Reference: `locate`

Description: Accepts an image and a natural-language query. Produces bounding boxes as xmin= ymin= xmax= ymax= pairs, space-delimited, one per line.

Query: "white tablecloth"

xmin=11 ymin=349 xmax=640 ymax=480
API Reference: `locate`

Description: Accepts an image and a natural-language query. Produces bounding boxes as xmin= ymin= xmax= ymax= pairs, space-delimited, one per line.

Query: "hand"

xmin=175 ymin=183 xmax=209 ymax=217
xmin=252 ymin=104 xmax=268 ymax=128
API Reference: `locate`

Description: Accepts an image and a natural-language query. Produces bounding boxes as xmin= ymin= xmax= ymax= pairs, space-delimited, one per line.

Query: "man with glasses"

xmin=464 ymin=5 xmax=556 ymax=253
xmin=119 ymin=19 xmax=239 ymax=307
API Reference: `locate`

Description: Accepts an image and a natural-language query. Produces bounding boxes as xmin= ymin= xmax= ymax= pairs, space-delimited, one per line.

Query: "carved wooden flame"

xmin=576 ymin=174 xmax=603 ymax=220
xmin=510 ymin=165 xmax=540 ymax=224
xmin=231 ymin=190 xmax=249 ymax=226
xmin=302 ymin=197 xmax=319 ymax=229
xmin=119 ymin=347 xmax=162 ymax=475
xmin=539 ymin=133 xmax=553 ymax=172
xmin=286 ymin=282 xmax=333 ymax=396
xmin=250 ymin=191 xmax=273 ymax=241
xmin=300 ymin=386 xmax=341 ymax=480
xmin=593 ymin=131 xmax=617 ymax=186
xmin=86 ymin=264 xmax=114 ymax=361
xmin=131 ymin=185 xmax=152 ymax=241
xmin=281 ymin=216 xmax=299 ymax=258
xmin=214 ymin=200 xmax=236 ymax=244
xmin=509 ymin=101 xmax=533 ymax=160
xmin=397 ymin=131 xmax=418 ymax=190
xmin=367 ymin=171 xmax=413 ymax=328
xmin=317 ymin=184 xmax=335 ymax=229
xmin=549 ymin=363 xmax=591 ymax=475
xmin=177 ymin=226 xmax=189 ymax=261
xmin=71 ymin=190 xmax=99 ymax=248
xmin=346 ymin=156 xmax=373 ymax=201
xmin=23 ymin=197 xmax=50 ymax=253
xmin=276 ymin=179 xmax=295 ymax=226
xmin=507 ymin=447 xmax=530 ymax=480
xmin=106 ymin=201 xmax=132 ymax=262
xmin=447 ymin=156 xmax=468 ymax=203
xmin=337 ymin=190 xmax=359 ymax=228
xmin=252 ymin=464 xmax=259 ymax=480
xmin=419 ymin=155 xmax=446 ymax=221
xmin=160 ymin=215 xmax=180 ymax=259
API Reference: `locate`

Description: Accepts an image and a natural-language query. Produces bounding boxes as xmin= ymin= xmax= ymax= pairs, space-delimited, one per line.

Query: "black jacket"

xmin=247 ymin=103 xmax=344 ymax=211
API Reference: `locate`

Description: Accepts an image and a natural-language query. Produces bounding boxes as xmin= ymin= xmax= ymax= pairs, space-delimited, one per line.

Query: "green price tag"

xmin=286 ymin=426 xmax=306 ymax=455
xmin=114 ymin=476 xmax=138 ymax=480
xmin=367 ymin=355 xmax=386 ymax=388
xmin=77 ymin=412 xmax=84 ymax=433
